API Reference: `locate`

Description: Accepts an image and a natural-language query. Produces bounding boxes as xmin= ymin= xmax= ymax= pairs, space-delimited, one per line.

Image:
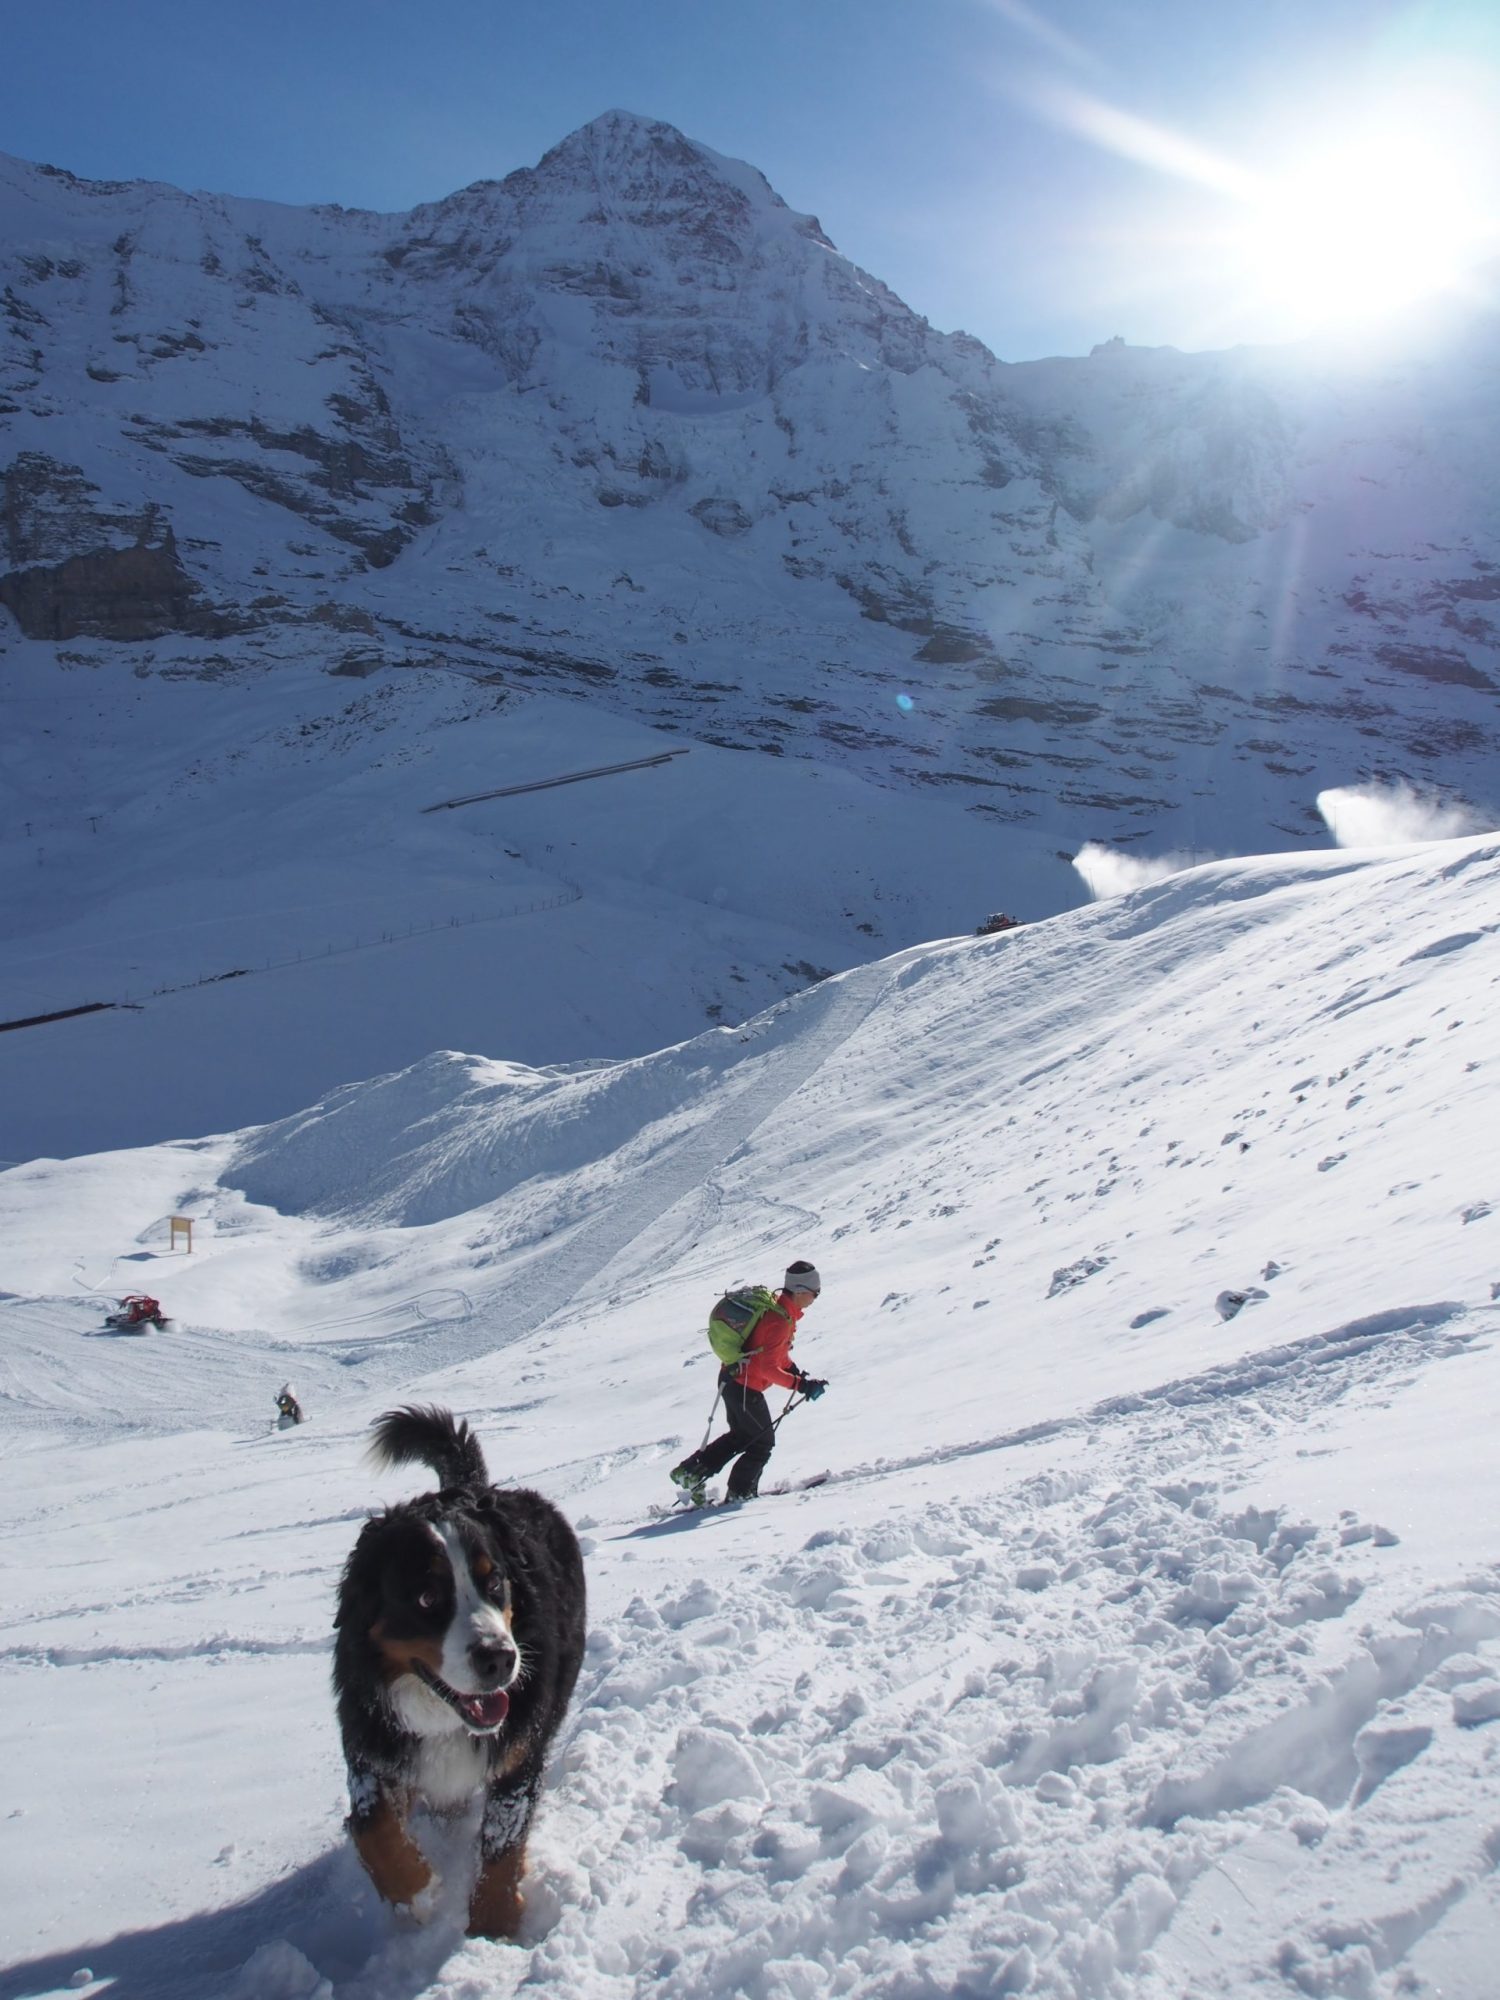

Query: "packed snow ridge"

xmin=2 ymin=834 xmax=1499 ymax=1997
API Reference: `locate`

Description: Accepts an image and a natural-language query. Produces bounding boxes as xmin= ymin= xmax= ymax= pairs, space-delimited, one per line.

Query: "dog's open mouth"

xmin=414 ymin=1660 xmax=510 ymax=1733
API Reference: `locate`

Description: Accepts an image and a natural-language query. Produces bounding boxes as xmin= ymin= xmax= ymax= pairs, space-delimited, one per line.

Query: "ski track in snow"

xmin=455 ymin=958 xmax=897 ymax=1362
xmin=620 ymin=1301 xmax=1486 ymax=1518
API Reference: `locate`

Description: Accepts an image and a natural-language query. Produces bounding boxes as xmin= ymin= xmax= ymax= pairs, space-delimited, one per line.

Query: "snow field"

xmin=0 ymin=649 xmax=1072 ymax=1162
xmin=0 ymin=834 xmax=1498 ymax=1997
xmin=549 ymin=1417 xmax=1500 ymax=2000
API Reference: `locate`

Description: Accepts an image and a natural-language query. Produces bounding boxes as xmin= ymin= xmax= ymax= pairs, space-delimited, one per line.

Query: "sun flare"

xmin=1032 ymin=73 xmax=1499 ymax=344
xmin=1232 ymin=124 xmax=1492 ymax=334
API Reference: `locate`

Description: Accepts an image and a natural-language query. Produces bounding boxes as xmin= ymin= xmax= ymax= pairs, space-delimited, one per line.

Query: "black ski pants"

xmin=680 ymin=1372 xmax=777 ymax=1499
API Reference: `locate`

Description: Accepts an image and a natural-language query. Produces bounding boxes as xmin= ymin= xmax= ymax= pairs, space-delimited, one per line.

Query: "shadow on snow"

xmin=0 ymin=1845 xmax=464 ymax=2000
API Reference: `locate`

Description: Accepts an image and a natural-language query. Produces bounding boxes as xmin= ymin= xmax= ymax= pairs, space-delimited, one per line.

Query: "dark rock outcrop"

xmin=3 ymin=450 xmax=142 ymax=567
xmin=0 ymin=451 xmax=245 ymax=639
xmin=0 ymin=526 xmax=237 ymax=641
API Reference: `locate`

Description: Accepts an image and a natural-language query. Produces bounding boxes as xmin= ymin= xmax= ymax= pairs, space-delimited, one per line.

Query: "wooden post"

xmin=170 ymin=1216 xmax=193 ymax=1253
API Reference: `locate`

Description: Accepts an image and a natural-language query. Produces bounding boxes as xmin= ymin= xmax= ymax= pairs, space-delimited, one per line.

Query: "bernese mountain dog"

xmin=333 ymin=1405 xmax=586 ymax=1939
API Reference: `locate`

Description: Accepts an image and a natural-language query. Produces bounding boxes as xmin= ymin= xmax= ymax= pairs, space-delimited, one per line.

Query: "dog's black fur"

xmin=333 ymin=1405 xmax=586 ymax=1938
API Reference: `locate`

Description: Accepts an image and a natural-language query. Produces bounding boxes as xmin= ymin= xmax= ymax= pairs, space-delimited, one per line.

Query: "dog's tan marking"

xmin=369 ymin=1627 xmax=445 ymax=1683
xmin=468 ymin=1842 xmax=527 ymax=1939
xmin=495 ymin=1732 xmax=531 ymax=1780
xmin=351 ymin=1791 xmax=433 ymax=1910
xmin=473 ymin=1553 xmax=513 ymax=1616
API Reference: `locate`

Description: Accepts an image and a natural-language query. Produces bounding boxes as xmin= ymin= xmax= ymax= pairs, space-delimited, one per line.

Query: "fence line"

xmin=421 ymin=748 xmax=690 ymax=813
xmin=135 ymin=882 xmax=585 ymax=1002
xmin=11 ymin=883 xmax=585 ymax=1020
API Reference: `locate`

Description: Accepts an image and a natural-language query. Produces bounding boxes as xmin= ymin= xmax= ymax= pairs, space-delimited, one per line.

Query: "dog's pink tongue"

xmin=462 ymin=1688 xmax=510 ymax=1730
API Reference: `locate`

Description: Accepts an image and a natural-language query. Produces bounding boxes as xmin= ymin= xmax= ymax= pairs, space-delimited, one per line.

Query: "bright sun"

xmin=1232 ymin=123 xmax=1492 ymax=335
xmin=1036 ymin=73 xmax=1500 ymax=345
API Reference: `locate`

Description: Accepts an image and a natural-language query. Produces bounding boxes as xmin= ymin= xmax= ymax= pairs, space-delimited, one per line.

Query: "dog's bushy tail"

xmin=368 ymin=1405 xmax=489 ymax=1493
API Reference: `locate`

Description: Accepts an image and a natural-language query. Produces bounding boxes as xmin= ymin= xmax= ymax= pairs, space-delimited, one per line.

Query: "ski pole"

xmin=698 ymin=1379 xmax=723 ymax=1449
xmin=771 ymin=1392 xmax=806 ymax=1435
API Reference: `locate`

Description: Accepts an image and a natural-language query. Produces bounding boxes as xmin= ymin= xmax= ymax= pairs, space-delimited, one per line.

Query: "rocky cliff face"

xmin=0 ymin=452 xmax=242 ymax=638
xmin=0 ymin=113 xmax=1495 ymax=853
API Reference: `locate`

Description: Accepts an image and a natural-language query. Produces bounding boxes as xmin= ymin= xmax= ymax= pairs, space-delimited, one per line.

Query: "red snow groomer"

xmin=105 ymin=1294 xmax=169 ymax=1331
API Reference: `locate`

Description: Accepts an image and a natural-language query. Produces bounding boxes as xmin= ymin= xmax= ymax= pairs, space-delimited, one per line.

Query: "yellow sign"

xmin=170 ymin=1216 xmax=193 ymax=1252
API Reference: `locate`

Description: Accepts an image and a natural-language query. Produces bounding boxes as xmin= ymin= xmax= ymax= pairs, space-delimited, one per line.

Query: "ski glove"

xmin=799 ymin=1376 xmax=828 ymax=1401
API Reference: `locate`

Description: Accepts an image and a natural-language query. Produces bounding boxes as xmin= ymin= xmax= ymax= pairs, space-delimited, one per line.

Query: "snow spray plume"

xmin=1071 ymin=842 xmax=1199 ymax=901
xmin=1316 ymin=782 xmax=1487 ymax=847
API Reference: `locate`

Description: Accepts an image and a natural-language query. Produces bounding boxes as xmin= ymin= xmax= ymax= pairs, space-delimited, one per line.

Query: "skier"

xmin=275 ymin=1384 xmax=305 ymax=1429
xmin=670 ymin=1260 xmax=828 ymax=1505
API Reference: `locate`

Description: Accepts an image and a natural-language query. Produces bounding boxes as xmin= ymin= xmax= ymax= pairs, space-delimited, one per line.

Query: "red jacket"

xmin=734 ymin=1290 xmax=806 ymax=1392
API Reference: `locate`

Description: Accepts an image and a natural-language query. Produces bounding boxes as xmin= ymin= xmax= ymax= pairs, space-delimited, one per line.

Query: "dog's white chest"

xmin=411 ymin=1729 xmax=490 ymax=1811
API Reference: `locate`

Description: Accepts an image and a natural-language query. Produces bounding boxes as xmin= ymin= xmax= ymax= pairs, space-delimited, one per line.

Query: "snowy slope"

xmin=1 ymin=832 xmax=1498 ymax=1998
xmin=0 ymin=651 xmax=1077 ymax=1161
xmin=4 ymin=112 xmax=1497 ymax=1165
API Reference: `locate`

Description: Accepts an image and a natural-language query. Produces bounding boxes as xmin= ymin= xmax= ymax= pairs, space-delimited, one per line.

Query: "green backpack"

xmin=707 ymin=1285 xmax=784 ymax=1366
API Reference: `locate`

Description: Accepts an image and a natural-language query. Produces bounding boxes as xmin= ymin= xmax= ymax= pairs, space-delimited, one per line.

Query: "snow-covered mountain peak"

xmin=380 ymin=106 xmax=914 ymax=397
xmin=397 ymin=107 xmax=830 ymax=276
xmin=525 ymin=108 xmax=826 ymax=247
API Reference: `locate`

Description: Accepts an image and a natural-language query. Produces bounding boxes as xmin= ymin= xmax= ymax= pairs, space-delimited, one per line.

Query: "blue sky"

xmin=2 ymin=0 xmax=1496 ymax=359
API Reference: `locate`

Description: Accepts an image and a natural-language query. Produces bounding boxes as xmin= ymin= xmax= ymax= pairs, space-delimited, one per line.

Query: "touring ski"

xmin=648 ymin=1470 xmax=830 ymax=1521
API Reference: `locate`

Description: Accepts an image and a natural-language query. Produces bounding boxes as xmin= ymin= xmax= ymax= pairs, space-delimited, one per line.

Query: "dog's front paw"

xmin=468 ymin=1850 xmax=525 ymax=1940
xmin=391 ymin=1871 xmax=444 ymax=1927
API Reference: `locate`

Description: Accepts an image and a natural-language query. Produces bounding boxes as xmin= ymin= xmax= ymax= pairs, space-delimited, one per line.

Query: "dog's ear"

xmin=335 ymin=1516 xmax=390 ymax=1631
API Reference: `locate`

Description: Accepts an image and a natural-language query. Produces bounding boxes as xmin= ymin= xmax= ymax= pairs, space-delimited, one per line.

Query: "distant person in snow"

xmin=670 ymin=1260 xmax=827 ymax=1504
